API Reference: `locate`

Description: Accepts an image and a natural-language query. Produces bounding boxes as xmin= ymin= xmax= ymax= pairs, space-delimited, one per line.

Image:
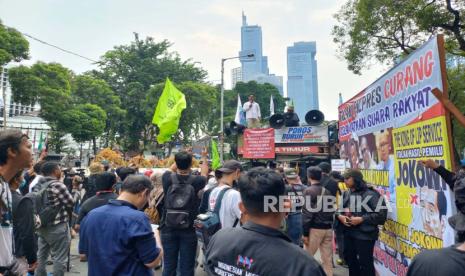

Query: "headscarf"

xmin=148 ymin=171 xmax=164 ymax=208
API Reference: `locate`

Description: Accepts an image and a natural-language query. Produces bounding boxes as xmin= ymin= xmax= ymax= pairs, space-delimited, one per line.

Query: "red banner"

xmin=275 ymin=145 xmax=320 ymax=155
xmin=243 ymin=128 xmax=275 ymax=159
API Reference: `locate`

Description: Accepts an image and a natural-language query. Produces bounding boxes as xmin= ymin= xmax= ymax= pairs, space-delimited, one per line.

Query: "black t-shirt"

xmin=77 ymin=192 xmax=118 ymax=224
xmin=82 ymin=175 xmax=98 ymax=203
xmin=205 ymin=222 xmax=326 ymax=276
xmin=285 ymin=183 xmax=306 ymax=213
xmin=160 ymin=171 xmax=206 ymax=230
xmin=407 ymin=245 xmax=465 ymax=276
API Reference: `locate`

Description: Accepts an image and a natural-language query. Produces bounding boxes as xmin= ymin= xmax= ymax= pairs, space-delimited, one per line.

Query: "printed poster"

xmin=338 ymin=36 xmax=454 ymax=276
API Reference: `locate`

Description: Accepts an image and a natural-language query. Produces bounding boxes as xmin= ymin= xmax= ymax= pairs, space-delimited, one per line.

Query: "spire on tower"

xmin=242 ymin=11 xmax=247 ymax=26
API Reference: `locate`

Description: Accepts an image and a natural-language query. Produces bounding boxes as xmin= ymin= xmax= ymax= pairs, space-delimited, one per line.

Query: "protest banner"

xmin=243 ymin=128 xmax=275 ymax=159
xmin=275 ymin=145 xmax=320 ymax=155
xmin=331 ymin=159 xmax=346 ymax=172
xmin=338 ymin=35 xmax=454 ymax=276
xmin=275 ymin=125 xmax=328 ymax=143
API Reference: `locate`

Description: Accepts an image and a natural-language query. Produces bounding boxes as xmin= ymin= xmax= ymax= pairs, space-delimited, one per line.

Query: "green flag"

xmin=152 ymin=78 xmax=187 ymax=144
xmin=211 ymin=139 xmax=221 ymax=170
xmin=37 ymin=131 xmax=44 ymax=152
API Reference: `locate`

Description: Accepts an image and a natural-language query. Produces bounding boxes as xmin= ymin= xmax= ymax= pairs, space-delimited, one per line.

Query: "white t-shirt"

xmin=0 ymin=180 xmax=14 ymax=267
xmin=29 ymin=174 xmax=43 ymax=193
xmin=208 ymin=185 xmax=242 ymax=228
xmin=243 ymin=102 xmax=261 ymax=120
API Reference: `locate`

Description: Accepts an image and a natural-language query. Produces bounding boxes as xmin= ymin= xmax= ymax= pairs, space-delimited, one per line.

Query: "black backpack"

xmin=26 ymin=179 xmax=61 ymax=228
xmin=164 ymin=173 xmax=196 ymax=229
xmin=194 ymin=187 xmax=230 ymax=247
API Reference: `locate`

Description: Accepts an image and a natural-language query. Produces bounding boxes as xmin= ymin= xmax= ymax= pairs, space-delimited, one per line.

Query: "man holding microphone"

xmin=243 ymin=94 xmax=261 ymax=129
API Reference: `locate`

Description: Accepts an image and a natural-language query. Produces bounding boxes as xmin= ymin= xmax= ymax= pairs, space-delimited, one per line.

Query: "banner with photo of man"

xmin=338 ymin=35 xmax=454 ymax=276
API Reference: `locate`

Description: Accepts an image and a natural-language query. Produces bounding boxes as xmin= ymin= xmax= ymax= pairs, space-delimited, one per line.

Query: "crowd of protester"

xmin=1 ymin=129 xmax=465 ymax=276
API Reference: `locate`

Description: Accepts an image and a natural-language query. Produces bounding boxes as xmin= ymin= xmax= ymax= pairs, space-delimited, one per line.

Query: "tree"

xmin=95 ymin=33 xmax=208 ymax=150
xmin=213 ymin=81 xmax=286 ymax=130
xmin=145 ymin=81 xmax=218 ymax=145
xmin=8 ymin=62 xmax=73 ymax=123
xmin=71 ymin=75 xmax=125 ymax=147
xmin=58 ymin=104 xmax=107 ymax=154
xmin=448 ymin=65 xmax=465 ymax=156
xmin=233 ymin=81 xmax=286 ymax=119
xmin=333 ymin=0 xmax=465 ymax=74
xmin=333 ymin=0 xmax=465 ymax=158
xmin=0 ymin=20 xmax=29 ymax=67
xmin=47 ymin=129 xmax=70 ymax=154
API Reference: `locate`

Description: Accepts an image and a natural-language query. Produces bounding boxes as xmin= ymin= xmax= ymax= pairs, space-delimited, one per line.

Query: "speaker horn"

xmin=269 ymin=114 xmax=285 ymax=129
xmin=305 ymin=110 xmax=325 ymax=126
xmin=230 ymin=121 xmax=246 ymax=135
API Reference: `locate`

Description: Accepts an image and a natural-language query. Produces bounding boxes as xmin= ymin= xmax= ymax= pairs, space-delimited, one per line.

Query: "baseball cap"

xmin=343 ymin=169 xmax=364 ymax=183
xmin=217 ymin=160 xmax=243 ymax=173
xmin=284 ymin=168 xmax=298 ymax=179
xmin=318 ymin=162 xmax=331 ymax=173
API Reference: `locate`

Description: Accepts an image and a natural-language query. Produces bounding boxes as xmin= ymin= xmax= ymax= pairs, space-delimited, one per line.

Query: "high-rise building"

xmin=239 ymin=12 xmax=267 ymax=81
xmin=256 ymin=74 xmax=284 ymax=96
xmin=239 ymin=12 xmax=283 ymax=94
xmin=231 ymin=67 xmax=242 ymax=88
xmin=287 ymin=41 xmax=319 ymax=122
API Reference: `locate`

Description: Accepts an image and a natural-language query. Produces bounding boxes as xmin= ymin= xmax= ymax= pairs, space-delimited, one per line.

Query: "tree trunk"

xmin=79 ymin=143 xmax=83 ymax=162
xmin=92 ymin=137 xmax=97 ymax=155
xmin=167 ymin=142 xmax=173 ymax=158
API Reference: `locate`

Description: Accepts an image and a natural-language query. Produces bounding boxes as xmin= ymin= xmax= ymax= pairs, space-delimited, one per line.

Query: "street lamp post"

xmin=220 ymin=53 xmax=254 ymax=162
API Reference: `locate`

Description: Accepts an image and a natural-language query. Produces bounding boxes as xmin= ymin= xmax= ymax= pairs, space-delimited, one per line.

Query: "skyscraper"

xmin=231 ymin=67 xmax=242 ymax=88
xmin=239 ymin=12 xmax=267 ymax=81
xmin=287 ymin=42 xmax=319 ymax=122
xmin=238 ymin=12 xmax=283 ymax=94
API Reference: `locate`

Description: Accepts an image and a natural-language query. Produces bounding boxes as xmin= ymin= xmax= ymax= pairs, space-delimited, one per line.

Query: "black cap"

xmin=318 ymin=162 xmax=331 ymax=173
xmin=343 ymin=169 xmax=364 ymax=183
xmin=217 ymin=160 xmax=243 ymax=173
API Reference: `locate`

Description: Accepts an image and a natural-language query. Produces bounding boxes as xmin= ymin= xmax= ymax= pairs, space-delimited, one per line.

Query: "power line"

xmin=18 ymin=30 xmax=99 ymax=63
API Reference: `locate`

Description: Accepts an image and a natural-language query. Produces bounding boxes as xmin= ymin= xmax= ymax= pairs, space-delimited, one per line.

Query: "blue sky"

xmin=0 ymin=0 xmax=385 ymax=120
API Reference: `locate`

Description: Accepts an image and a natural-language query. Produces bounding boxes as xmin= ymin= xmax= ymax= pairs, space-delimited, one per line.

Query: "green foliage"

xmin=96 ymin=33 xmax=208 ymax=150
xmin=8 ymin=62 xmax=72 ymax=122
xmin=233 ymin=81 xmax=286 ymax=119
xmin=0 ymin=20 xmax=29 ymax=66
xmin=333 ymin=0 xmax=465 ymax=74
xmin=47 ymin=129 xmax=70 ymax=154
xmin=204 ymin=81 xmax=286 ymax=136
xmin=58 ymin=104 xmax=107 ymax=143
xmin=448 ymin=66 xmax=465 ymax=157
xmin=71 ymin=75 xmax=125 ymax=146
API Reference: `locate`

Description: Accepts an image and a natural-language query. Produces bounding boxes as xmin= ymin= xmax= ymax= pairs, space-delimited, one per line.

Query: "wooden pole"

xmin=432 ymin=88 xmax=465 ymax=128
xmin=436 ymin=34 xmax=457 ymax=169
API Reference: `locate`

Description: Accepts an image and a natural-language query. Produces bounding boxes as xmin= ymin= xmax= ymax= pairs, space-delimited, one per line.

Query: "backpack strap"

xmin=212 ymin=187 xmax=231 ymax=214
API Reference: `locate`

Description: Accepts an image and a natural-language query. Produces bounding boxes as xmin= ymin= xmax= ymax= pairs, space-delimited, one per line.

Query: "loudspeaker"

xmin=305 ymin=110 xmax=325 ymax=126
xmin=230 ymin=121 xmax=246 ymax=135
xmin=269 ymin=114 xmax=285 ymax=129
